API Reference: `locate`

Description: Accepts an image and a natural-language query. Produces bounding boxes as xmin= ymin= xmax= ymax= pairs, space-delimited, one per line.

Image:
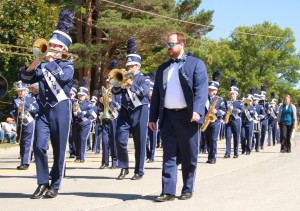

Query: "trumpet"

xmin=0 ymin=38 xmax=78 ymax=61
xmin=242 ymin=99 xmax=252 ymax=109
xmin=108 ymin=68 xmax=134 ymax=89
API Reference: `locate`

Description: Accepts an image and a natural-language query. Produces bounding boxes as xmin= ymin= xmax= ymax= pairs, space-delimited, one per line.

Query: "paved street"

xmin=0 ymin=133 xmax=300 ymax=211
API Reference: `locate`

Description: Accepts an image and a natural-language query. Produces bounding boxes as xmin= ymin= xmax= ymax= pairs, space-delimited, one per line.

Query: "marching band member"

xmin=252 ymin=90 xmax=266 ymax=152
xmin=259 ymin=84 xmax=268 ymax=149
xmin=115 ymin=38 xmax=151 ymax=180
xmin=69 ymin=79 xmax=79 ymax=158
xmin=73 ymin=77 xmax=97 ymax=163
xmin=224 ymin=78 xmax=243 ymax=159
xmin=204 ymin=69 xmax=226 ymax=164
xmin=146 ymin=71 xmax=157 ymax=163
xmin=276 ymin=97 xmax=283 ymax=143
xmin=267 ymin=92 xmax=278 ymax=146
xmin=19 ymin=10 xmax=74 ymax=198
xmin=240 ymin=90 xmax=256 ymax=155
xmin=10 ymin=81 xmax=39 ymax=170
xmin=99 ymin=60 xmax=121 ymax=169
xmin=90 ymin=90 xmax=99 ymax=153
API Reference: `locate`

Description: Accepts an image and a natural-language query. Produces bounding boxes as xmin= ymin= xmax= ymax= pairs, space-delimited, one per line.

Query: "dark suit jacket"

xmin=149 ymin=54 xmax=208 ymax=127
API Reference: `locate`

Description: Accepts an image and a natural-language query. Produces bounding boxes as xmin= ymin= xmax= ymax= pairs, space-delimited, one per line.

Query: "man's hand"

xmin=149 ymin=122 xmax=157 ymax=131
xmin=191 ymin=112 xmax=200 ymax=122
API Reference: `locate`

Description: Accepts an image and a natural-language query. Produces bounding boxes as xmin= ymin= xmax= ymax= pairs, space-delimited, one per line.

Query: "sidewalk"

xmin=0 ymin=134 xmax=300 ymax=211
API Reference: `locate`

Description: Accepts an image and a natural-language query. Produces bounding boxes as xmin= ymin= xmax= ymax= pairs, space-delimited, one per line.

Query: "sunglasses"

xmin=165 ymin=42 xmax=179 ymax=48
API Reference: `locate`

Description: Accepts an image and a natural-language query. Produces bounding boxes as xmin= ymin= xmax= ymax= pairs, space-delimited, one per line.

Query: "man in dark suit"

xmin=149 ymin=32 xmax=208 ymax=202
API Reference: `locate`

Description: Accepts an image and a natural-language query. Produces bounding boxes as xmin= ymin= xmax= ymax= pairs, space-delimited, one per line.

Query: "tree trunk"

xmin=84 ymin=0 xmax=92 ymax=90
xmin=75 ymin=0 xmax=83 ymax=80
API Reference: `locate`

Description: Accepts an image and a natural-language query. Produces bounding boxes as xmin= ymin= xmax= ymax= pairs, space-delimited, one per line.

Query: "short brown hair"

xmin=168 ymin=32 xmax=185 ymax=45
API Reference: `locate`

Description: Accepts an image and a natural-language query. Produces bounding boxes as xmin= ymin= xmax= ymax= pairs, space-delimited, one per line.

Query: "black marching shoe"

xmin=131 ymin=174 xmax=143 ymax=180
xmin=117 ymin=168 xmax=129 ymax=180
xmin=178 ymin=192 xmax=193 ymax=200
xmin=147 ymin=159 xmax=154 ymax=163
xmin=154 ymin=194 xmax=176 ymax=202
xmin=31 ymin=184 xmax=49 ymax=199
xmin=99 ymin=164 xmax=109 ymax=169
xmin=233 ymin=155 xmax=239 ymax=158
xmin=43 ymin=189 xmax=58 ymax=199
xmin=17 ymin=164 xmax=29 ymax=170
xmin=246 ymin=151 xmax=251 ymax=155
xmin=224 ymin=154 xmax=230 ymax=158
xmin=206 ymin=159 xmax=216 ymax=164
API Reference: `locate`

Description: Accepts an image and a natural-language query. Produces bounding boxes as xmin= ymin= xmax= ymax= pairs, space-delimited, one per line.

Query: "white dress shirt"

xmin=164 ymin=61 xmax=187 ymax=109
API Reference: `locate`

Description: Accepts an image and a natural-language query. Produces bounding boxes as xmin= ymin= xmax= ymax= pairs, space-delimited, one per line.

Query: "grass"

xmin=0 ymin=141 xmax=19 ymax=149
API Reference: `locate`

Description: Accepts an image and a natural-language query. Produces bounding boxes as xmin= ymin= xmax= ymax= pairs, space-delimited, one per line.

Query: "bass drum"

xmin=253 ymin=120 xmax=261 ymax=133
xmin=0 ymin=75 xmax=8 ymax=99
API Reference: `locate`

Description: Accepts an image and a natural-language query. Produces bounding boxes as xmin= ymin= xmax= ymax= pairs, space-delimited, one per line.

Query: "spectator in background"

xmin=0 ymin=122 xmax=4 ymax=143
xmin=277 ymin=94 xmax=297 ymax=153
xmin=3 ymin=117 xmax=17 ymax=143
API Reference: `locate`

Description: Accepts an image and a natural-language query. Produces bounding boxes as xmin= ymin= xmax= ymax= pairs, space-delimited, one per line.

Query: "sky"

xmin=200 ymin=0 xmax=300 ymax=52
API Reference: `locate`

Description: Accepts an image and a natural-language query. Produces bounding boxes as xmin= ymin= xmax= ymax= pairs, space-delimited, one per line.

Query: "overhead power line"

xmin=100 ymin=0 xmax=285 ymax=39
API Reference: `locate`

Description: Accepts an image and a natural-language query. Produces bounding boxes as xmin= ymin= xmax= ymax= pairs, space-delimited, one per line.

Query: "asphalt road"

xmin=0 ymin=133 xmax=299 ymax=211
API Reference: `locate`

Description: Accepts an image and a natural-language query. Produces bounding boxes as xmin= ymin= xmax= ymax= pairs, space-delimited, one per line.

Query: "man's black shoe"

xmin=154 ymin=194 xmax=175 ymax=202
xmin=131 ymin=174 xmax=143 ymax=180
xmin=17 ymin=164 xmax=29 ymax=170
xmin=224 ymin=154 xmax=230 ymax=158
xmin=99 ymin=164 xmax=109 ymax=169
xmin=178 ymin=192 xmax=193 ymax=200
xmin=233 ymin=155 xmax=239 ymax=158
xmin=117 ymin=168 xmax=129 ymax=180
xmin=31 ymin=184 xmax=49 ymax=199
xmin=69 ymin=155 xmax=75 ymax=158
xmin=147 ymin=159 xmax=154 ymax=163
xmin=43 ymin=189 xmax=58 ymax=199
xmin=207 ymin=159 xmax=216 ymax=164
xmin=246 ymin=151 xmax=251 ymax=155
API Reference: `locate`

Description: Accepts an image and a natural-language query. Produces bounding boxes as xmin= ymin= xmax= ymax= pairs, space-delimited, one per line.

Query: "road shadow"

xmin=61 ymin=192 xmax=156 ymax=201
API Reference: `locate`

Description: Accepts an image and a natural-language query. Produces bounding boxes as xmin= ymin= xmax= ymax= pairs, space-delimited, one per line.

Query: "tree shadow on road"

xmin=60 ymin=192 xmax=155 ymax=201
xmin=0 ymin=192 xmax=31 ymax=198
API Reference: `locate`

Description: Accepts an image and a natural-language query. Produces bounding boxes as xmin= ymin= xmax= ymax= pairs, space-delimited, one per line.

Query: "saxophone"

xmin=224 ymin=100 xmax=233 ymax=124
xmin=202 ymin=96 xmax=219 ymax=132
xmin=72 ymin=100 xmax=80 ymax=113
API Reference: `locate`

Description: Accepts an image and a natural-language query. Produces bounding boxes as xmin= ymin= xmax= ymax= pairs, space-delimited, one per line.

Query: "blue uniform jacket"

xmin=10 ymin=96 xmax=39 ymax=125
xmin=118 ymin=72 xmax=150 ymax=110
xmin=76 ymin=100 xmax=97 ymax=124
xmin=19 ymin=59 xmax=74 ymax=107
xmin=254 ymin=104 xmax=266 ymax=121
xmin=206 ymin=96 xmax=226 ymax=121
xmin=149 ymin=54 xmax=208 ymax=126
xmin=225 ymin=100 xmax=243 ymax=121
xmin=241 ymin=105 xmax=256 ymax=123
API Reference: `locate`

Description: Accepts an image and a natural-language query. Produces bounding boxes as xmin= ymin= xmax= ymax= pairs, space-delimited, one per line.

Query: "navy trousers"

xmin=19 ymin=121 xmax=35 ymax=165
xmin=146 ymin=121 xmax=157 ymax=160
xmin=241 ymin=121 xmax=254 ymax=153
xmin=160 ymin=109 xmax=200 ymax=195
xmin=34 ymin=100 xmax=71 ymax=190
xmin=109 ymin=119 xmax=118 ymax=167
xmin=206 ymin=121 xmax=221 ymax=161
xmin=101 ymin=121 xmax=110 ymax=165
xmin=267 ymin=118 xmax=277 ymax=145
xmin=260 ymin=120 xmax=268 ymax=148
xmin=116 ymin=105 xmax=148 ymax=175
xmin=225 ymin=118 xmax=241 ymax=156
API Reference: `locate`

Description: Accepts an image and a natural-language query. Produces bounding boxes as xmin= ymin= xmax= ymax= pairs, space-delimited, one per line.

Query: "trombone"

xmin=0 ymin=38 xmax=78 ymax=61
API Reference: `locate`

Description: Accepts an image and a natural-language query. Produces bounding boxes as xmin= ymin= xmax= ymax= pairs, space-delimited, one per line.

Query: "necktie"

xmin=171 ymin=58 xmax=179 ymax=63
